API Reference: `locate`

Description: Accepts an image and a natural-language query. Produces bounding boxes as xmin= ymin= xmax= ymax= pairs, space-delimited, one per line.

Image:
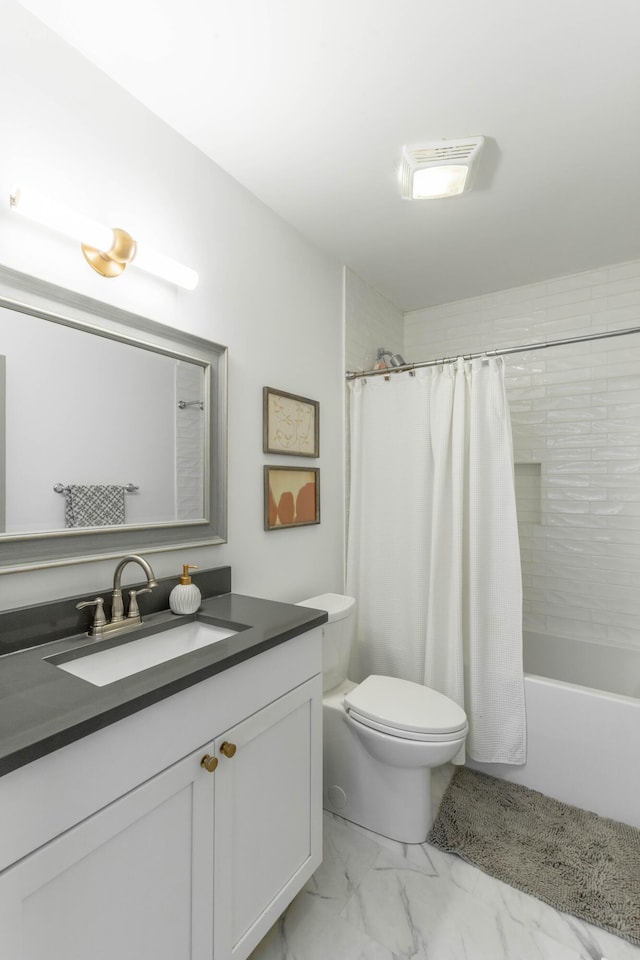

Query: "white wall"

xmin=406 ymin=259 xmax=640 ymax=653
xmin=0 ymin=2 xmax=345 ymax=608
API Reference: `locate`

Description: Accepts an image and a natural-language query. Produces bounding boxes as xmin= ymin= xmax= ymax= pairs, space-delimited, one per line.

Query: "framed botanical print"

xmin=263 ymin=387 xmax=319 ymax=458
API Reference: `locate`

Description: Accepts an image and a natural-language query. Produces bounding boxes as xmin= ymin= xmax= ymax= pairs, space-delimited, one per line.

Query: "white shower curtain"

xmin=347 ymin=357 xmax=526 ymax=764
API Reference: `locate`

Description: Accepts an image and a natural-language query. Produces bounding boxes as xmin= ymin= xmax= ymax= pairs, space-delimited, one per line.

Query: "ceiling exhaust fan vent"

xmin=400 ymin=136 xmax=485 ymax=200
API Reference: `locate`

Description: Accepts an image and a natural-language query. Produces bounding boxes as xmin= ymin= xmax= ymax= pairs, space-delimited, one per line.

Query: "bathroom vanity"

xmin=0 ymin=588 xmax=326 ymax=960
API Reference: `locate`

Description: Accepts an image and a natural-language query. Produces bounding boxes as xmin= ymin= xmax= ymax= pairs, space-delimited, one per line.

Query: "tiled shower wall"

xmin=345 ymin=267 xmax=404 ymax=374
xmin=175 ymin=360 xmax=205 ymax=521
xmin=404 ymin=259 xmax=640 ymax=653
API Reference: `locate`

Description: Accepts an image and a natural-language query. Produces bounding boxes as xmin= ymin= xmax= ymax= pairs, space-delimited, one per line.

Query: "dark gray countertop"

xmin=0 ymin=593 xmax=326 ymax=777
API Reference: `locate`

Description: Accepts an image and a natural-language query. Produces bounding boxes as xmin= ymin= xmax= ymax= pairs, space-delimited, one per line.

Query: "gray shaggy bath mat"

xmin=427 ymin=766 xmax=640 ymax=946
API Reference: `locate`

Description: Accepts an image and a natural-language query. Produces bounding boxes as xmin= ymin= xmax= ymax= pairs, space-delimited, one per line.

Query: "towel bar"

xmin=53 ymin=482 xmax=139 ymax=494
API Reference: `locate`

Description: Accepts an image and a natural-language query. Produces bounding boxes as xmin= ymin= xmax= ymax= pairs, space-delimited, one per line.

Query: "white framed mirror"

xmin=0 ymin=265 xmax=227 ymax=572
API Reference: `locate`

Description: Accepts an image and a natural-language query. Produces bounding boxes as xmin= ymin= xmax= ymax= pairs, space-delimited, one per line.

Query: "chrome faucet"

xmin=77 ymin=554 xmax=158 ymax=639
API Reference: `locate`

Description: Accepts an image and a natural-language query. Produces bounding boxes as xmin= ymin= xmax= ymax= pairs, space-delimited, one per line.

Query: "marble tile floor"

xmin=250 ymin=767 xmax=640 ymax=960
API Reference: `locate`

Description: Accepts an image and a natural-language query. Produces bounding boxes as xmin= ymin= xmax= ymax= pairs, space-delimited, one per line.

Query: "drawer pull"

xmin=200 ymin=754 xmax=218 ymax=773
xmin=220 ymin=741 xmax=237 ymax=759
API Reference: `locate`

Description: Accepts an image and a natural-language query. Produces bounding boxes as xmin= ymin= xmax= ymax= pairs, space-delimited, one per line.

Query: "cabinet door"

xmin=0 ymin=745 xmax=215 ymax=960
xmin=213 ymin=675 xmax=322 ymax=960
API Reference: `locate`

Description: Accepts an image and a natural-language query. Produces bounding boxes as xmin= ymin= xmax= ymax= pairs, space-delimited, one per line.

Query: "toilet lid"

xmin=343 ymin=675 xmax=468 ymax=737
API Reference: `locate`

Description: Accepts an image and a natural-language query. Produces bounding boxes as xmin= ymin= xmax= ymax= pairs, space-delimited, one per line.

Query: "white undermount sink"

xmin=55 ymin=621 xmax=238 ymax=687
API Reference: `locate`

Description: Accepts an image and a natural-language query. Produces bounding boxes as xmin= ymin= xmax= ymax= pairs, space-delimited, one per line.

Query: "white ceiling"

xmin=16 ymin=0 xmax=640 ymax=310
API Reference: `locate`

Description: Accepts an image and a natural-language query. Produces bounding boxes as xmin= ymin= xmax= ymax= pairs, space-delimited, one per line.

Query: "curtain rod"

xmin=345 ymin=324 xmax=640 ymax=380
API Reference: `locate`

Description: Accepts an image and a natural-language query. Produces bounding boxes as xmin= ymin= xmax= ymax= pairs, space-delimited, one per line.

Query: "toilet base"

xmin=324 ymin=763 xmax=434 ymax=844
xmin=323 ymin=682 xmax=435 ymax=843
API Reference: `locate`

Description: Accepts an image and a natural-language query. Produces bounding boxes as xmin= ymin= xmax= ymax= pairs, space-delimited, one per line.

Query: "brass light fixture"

xmin=81 ymin=227 xmax=138 ymax=279
xmin=9 ymin=187 xmax=198 ymax=289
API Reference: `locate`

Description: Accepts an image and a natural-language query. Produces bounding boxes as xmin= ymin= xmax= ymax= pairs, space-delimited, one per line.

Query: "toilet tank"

xmin=296 ymin=593 xmax=356 ymax=692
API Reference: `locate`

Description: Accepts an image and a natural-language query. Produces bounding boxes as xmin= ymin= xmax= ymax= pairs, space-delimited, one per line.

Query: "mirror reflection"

xmin=0 ymin=266 xmax=227 ymax=573
xmin=1 ymin=306 xmax=208 ymax=536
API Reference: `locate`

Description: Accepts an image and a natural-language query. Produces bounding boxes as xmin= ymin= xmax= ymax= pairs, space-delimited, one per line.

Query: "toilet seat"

xmin=343 ymin=675 xmax=468 ymax=742
xmin=346 ymin=709 xmax=467 ymax=742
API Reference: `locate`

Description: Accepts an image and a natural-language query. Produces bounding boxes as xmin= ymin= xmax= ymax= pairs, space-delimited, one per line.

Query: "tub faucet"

xmin=76 ymin=554 xmax=158 ymax=639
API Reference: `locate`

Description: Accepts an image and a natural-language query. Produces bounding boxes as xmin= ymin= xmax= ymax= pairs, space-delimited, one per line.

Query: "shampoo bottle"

xmin=169 ymin=564 xmax=202 ymax=615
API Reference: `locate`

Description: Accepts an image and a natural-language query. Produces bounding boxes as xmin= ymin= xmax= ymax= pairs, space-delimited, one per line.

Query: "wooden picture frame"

xmin=263 ymin=387 xmax=319 ymax=458
xmin=264 ymin=466 xmax=320 ymax=530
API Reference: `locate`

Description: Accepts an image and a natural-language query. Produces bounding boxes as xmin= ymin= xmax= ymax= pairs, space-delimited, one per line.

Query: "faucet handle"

xmin=127 ymin=587 xmax=152 ymax=620
xmin=76 ymin=597 xmax=107 ymax=636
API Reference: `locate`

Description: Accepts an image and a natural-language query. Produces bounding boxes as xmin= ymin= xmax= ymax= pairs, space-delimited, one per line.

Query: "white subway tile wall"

xmin=176 ymin=361 xmax=205 ymax=521
xmin=345 ymin=268 xmax=404 ymax=375
xmin=404 ymin=259 xmax=640 ymax=652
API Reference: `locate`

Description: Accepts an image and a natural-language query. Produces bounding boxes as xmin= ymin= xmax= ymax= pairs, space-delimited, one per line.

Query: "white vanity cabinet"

xmin=0 ymin=742 xmax=215 ymax=960
xmin=0 ymin=627 xmax=323 ymax=960
xmin=213 ymin=677 xmax=319 ymax=960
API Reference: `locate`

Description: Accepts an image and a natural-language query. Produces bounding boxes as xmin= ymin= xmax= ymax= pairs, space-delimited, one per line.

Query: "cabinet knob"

xmin=220 ymin=741 xmax=237 ymax=759
xmin=200 ymin=754 xmax=218 ymax=773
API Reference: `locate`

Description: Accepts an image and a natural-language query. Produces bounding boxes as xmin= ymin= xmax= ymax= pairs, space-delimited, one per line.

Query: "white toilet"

xmin=297 ymin=593 xmax=468 ymax=843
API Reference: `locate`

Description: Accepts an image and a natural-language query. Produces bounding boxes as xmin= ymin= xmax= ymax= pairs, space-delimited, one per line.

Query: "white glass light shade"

xmin=134 ymin=245 xmax=199 ymax=290
xmin=411 ymin=165 xmax=468 ymax=199
xmin=10 ymin=187 xmax=113 ymax=251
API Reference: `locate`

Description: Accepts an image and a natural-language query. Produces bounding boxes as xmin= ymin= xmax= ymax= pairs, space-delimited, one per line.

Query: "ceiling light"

xmin=400 ymin=137 xmax=485 ymax=200
xmin=9 ymin=186 xmax=198 ymax=289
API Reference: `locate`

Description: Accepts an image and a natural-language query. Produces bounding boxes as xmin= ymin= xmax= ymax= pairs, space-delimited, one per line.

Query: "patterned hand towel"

xmin=64 ymin=485 xmax=126 ymax=528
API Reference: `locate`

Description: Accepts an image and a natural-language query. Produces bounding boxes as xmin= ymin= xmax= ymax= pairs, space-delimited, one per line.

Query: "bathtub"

xmin=467 ymin=632 xmax=640 ymax=830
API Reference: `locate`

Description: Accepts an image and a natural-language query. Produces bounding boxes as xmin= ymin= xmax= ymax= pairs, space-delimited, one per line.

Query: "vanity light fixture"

xmin=9 ymin=187 xmax=198 ymax=290
xmin=400 ymin=137 xmax=485 ymax=200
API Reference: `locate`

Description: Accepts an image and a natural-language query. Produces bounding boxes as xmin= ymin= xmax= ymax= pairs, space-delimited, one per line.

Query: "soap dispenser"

xmin=169 ymin=564 xmax=202 ymax=615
